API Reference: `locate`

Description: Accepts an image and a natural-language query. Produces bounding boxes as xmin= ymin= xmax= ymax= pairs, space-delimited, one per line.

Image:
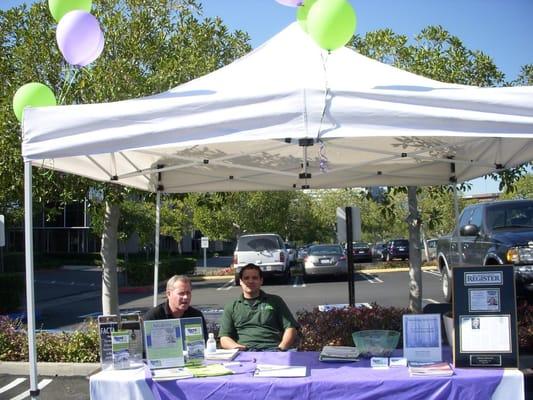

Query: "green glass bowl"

xmin=352 ymin=330 xmax=400 ymax=357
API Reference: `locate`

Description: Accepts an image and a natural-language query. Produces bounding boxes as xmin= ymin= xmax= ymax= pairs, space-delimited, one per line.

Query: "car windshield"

xmin=353 ymin=242 xmax=368 ymax=248
xmin=308 ymin=245 xmax=342 ymax=255
xmin=487 ymin=203 xmax=533 ymax=229
xmin=392 ymin=240 xmax=408 ymax=246
xmin=238 ymin=236 xmax=280 ymax=251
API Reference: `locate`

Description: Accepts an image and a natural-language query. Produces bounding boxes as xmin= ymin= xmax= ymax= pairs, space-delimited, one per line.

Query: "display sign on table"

xmin=143 ymin=319 xmax=185 ymax=369
xmin=402 ymin=313 xmax=442 ymax=362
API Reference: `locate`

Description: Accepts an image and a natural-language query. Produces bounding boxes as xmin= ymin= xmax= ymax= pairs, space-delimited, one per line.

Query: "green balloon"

xmin=306 ymin=0 xmax=357 ymax=51
xmin=48 ymin=0 xmax=92 ymax=23
xmin=296 ymin=0 xmax=317 ymax=33
xmin=13 ymin=82 xmax=57 ymax=122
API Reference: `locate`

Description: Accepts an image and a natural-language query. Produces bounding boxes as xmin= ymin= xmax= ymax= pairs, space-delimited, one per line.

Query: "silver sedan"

xmin=303 ymin=244 xmax=347 ymax=277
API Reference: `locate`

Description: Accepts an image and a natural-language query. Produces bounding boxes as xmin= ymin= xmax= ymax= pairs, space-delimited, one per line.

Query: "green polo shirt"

xmin=219 ymin=290 xmax=299 ymax=350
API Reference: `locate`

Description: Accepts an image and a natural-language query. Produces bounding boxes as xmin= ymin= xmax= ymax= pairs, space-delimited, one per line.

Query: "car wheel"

xmin=234 ymin=273 xmax=240 ymax=286
xmin=441 ymin=269 xmax=452 ymax=302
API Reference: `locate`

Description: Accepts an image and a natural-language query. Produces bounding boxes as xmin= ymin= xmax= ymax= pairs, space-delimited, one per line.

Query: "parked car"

xmin=423 ymin=239 xmax=438 ymax=262
xmin=437 ymin=199 xmax=533 ymax=301
xmin=232 ymin=233 xmax=290 ymax=285
xmin=383 ymin=239 xmax=409 ymax=261
xmin=372 ymin=242 xmax=387 ymax=260
xmin=303 ymin=244 xmax=347 ymax=277
xmin=351 ymin=242 xmax=372 ymax=263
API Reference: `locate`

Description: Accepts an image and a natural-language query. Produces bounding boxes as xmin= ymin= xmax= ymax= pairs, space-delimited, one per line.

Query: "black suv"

xmin=383 ymin=239 xmax=409 ymax=261
xmin=437 ymin=199 xmax=533 ymax=301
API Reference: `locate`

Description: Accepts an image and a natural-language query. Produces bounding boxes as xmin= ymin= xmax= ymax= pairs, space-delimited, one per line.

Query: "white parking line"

xmin=9 ymin=379 xmax=52 ymax=400
xmin=217 ymin=279 xmax=235 ymax=291
xmin=424 ymin=270 xmax=441 ymax=277
xmin=358 ymin=273 xmax=383 ymax=283
xmin=423 ymin=298 xmax=440 ymax=304
xmin=0 ymin=378 xmax=26 ymax=394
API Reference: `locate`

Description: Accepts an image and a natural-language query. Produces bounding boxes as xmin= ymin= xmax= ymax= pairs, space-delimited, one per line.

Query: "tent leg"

xmin=153 ymin=191 xmax=161 ymax=307
xmin=24 ymin=161 xmax=39 ymax=399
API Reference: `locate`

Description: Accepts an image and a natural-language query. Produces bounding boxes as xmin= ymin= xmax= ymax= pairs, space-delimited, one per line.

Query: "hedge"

xmin=0 ymin=273 xmax=25 ymax=313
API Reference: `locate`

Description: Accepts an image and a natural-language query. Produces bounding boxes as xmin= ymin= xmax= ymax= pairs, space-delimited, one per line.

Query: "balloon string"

xmin=58 ymin=64 xmax=80 ymax=105
xmin=317 ymin=52 xmax=329 ymax=173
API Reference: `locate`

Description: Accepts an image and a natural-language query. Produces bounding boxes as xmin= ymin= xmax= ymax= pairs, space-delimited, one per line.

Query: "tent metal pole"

xmin=24 ymin=161 xmax=39 ymax=399
xmin=153 ymin=191 xmax=161 ymax=307
xmin=453 ymin=184 xmax=463 ymax=265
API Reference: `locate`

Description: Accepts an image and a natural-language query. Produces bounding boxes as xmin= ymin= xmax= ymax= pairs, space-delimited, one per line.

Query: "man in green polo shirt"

xmin=219 ymin=264 xmax=299 ymax=351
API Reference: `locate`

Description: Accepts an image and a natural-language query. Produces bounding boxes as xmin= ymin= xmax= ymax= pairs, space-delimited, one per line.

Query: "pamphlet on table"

xmin=254 ymin=364 xmax=307 ymax=377
xmin=204 ymin=348 xmax=240 ymax=361
xmin=408 ymin=361 xmax=454 ymax=377
xmin=319 ymin=346 xmax=359 ymax=362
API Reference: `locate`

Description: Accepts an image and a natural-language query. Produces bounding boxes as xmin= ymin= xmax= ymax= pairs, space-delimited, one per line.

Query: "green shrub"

xmin=0 ymin=317 xmax=99 ymax=362
xmin=0 ymin=274 xmax=25 ymax=313
xmin=297 ymin=303 xmax=409 ymax=350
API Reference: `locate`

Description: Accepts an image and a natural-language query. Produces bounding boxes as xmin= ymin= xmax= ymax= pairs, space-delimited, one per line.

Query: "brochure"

xmin=403 ymin=314 xmax=442 ymax=362
xmin=143 ymin=319 xmax=184 ymax=369
xmin=319 ymin=346 xmax=359 ymax=362
xmin=120 ymin=313 xmax=143 ymax=366
xmin=111 ymin=330 xmax=130 ymax=370
xmin=408 ymin=361 xmax=454 ymax=377
xmin=204 ymin=348 xmax=240 ymax=361
xmin=185 ymin=363 xmax=234 ymax=378
xmin=151 ymin=367 xmax=194 ymax=381
xmin=180 ymin=317 xmax=205 ymax=365
xmin=254 ymin=364 xmax=307 ymax=378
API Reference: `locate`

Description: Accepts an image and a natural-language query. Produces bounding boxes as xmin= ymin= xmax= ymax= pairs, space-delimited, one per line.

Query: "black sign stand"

xmin=345 ymin=206 xmax=355 ymax=307
xmin=452 ymin=266 xmax=518 ymax=368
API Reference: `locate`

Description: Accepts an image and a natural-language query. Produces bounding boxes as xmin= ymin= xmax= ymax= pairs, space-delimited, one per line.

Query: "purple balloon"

xmin=56 ymin=10 xmax=104 ymax=67
xmin=275 ymin=0 xmax=303 ymax=6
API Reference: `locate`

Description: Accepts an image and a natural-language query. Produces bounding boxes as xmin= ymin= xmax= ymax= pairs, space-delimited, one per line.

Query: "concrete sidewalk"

xmin=0 ymin=361 xmax=100 ymax=377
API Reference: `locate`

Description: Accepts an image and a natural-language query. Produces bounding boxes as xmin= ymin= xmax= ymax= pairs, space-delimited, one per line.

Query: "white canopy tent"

xmin=21 ymin=23 xmax=533 ymax=397
xmin=23 ymin=24 xmax=533 ymax=190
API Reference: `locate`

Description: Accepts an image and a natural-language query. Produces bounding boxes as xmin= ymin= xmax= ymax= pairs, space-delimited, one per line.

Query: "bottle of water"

xmin=206 ymin=333 xmax=217 ymax=354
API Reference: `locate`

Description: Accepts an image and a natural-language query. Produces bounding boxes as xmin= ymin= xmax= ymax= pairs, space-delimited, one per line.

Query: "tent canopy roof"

xmin=22 ymin=23 xmax=533 ymax=192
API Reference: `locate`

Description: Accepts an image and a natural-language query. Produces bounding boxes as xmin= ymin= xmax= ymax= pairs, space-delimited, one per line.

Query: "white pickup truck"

xmin=232 ymin=233 xmax=290 ymax=285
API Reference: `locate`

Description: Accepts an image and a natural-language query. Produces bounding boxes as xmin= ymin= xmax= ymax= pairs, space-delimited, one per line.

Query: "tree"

xmin=1 ymin=0 xmax=251 ymax=315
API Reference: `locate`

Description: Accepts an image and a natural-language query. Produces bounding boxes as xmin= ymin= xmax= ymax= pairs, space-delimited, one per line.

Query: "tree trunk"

xmin=407 ymin=186 xmax=423 ymax=313
xmin=101 ymin=201 xmax=120 ymax=316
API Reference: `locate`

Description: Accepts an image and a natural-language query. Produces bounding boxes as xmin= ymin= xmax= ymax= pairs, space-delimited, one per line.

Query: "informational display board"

xmin=180 ymin=317 xmax=205 ymax=365
xmin=402 ymin=313 xmax=442 ymax=362
xmin=452 ymin=266 xmax=518 ymax=368
xmin=98 ymin=315 xmax=119 ymax=370
xmin=144 ymin=318 xmax=184 ymax=369
xmin=201 ymin=237 xmax=209 ymax=248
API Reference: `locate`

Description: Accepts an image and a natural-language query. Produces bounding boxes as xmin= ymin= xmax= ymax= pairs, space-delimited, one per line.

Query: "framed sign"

xmin=143 ymin=318 xmax=185 ymax=369
xmin=452 ymin=266 xmax=518 ymax=368
xmin=402 ymin=313 xmax=442 ymax=362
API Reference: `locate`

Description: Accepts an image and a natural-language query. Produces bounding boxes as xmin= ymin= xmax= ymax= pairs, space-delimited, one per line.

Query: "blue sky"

xmin=4 ymin=0 xmax=532 ymax=194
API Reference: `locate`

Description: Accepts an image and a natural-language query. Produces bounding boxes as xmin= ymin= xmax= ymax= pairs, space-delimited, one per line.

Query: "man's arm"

xmin=278 ymin=327 xmax=298 ymax=350
xmin=220 ymin=336 xmax=247 ymax=350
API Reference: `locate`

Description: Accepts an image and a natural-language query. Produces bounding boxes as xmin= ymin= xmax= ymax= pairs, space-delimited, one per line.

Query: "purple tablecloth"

xmin=145 ymin=351 xmax=504 ymax=400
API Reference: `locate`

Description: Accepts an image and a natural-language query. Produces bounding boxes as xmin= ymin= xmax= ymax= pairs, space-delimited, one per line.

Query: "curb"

xmin=0 ymin=361 xmax=101 ymax=377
